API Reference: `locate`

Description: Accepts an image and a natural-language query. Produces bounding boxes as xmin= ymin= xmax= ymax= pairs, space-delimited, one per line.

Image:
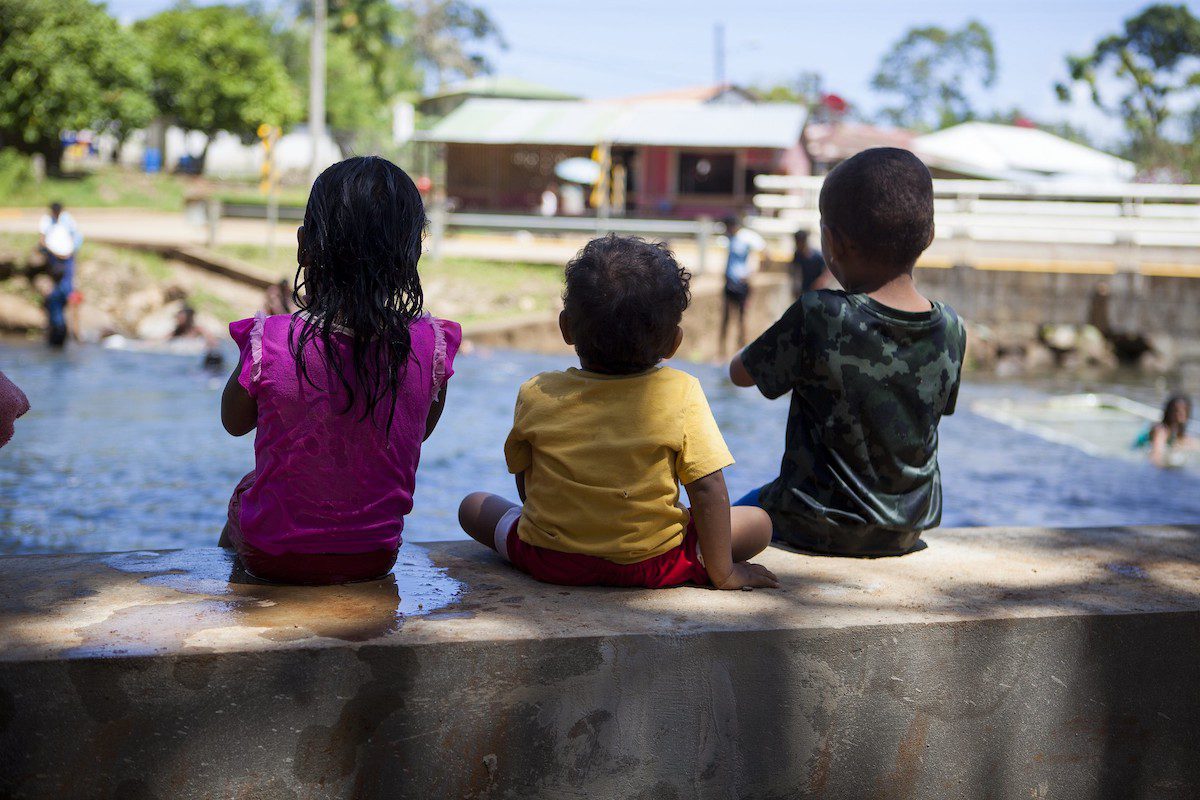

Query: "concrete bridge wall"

xmin=915 ymin=265 xmax=1200 ymax=338
xmin=2 ymin=526 xmax=1199 ymax=799
xmin=465 ymin=265 xmax=1200 ymax=363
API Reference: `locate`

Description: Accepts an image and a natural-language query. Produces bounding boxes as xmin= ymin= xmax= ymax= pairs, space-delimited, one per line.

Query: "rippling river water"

xmin=2 ymin=340 xmax=1199 ymax=554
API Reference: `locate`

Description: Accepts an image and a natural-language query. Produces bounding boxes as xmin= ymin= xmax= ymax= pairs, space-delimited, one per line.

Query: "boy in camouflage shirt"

xmin=729 ymin=148 xmax=965 ymax=556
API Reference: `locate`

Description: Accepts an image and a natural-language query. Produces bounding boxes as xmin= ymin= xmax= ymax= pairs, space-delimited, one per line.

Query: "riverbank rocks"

xmin=0 ymin=243 xmax=246 ymax=341
xmin=966 ymin=321 xmax=1170 ymax=377
xmin=0 ymin=292 xmax=43 ymax=333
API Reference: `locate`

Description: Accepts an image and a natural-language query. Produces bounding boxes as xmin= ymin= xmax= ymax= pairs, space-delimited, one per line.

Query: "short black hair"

xmin=50 ymin=202 xmax=63 ymax=214
xmin=563 ymin=235 xmax=690 ymax=374
xmin=819 ymin=147 xmax=934 ymax=270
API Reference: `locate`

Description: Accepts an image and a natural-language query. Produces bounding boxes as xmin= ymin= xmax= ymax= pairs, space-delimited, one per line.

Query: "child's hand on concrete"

xmin=713 ymin=561 xmax=779 ymax=591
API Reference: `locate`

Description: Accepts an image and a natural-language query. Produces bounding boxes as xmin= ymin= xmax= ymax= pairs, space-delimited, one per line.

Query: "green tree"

xmin=871 ymin=20 xmax=997 ymax=131
xmin=278 ymin=25 xmax=413 ymax=152
xmin=0 ymin=0 xmax=154 ymax=174
xmin=308 ymin=1 xmax=503 ymax=95
xmin=756 ymin=72 xmax=826 ymax=106
xmin=324 ymin=0 xmax=421 ymax=97
xmin=1056 ymin=3 xmax=1200 ymax=175
xmin=136 ymin=4 xmax=301 ymax=170
xmin=405 ymin=0 xmax=505 ymax=90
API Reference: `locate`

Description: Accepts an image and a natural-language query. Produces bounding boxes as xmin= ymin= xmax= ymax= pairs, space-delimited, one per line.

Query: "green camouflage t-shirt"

xmin=741 ymin=291 xmax=966 ymax=555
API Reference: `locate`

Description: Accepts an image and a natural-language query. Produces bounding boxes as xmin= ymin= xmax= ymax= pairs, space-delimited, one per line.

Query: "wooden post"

xmin=697 ymin=215 xmax=713 ymax=275
xmin=206 ymin=197 xmax=221 ymax=248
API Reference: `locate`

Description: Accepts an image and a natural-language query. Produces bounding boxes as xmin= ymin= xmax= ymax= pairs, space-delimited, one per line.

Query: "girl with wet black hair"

xmin=219 ymin=156 xmax=462 ymax=584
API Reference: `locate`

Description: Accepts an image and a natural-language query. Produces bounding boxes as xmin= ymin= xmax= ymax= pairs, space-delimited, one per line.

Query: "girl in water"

xmin=1138 ymin=395 xmax=1195 ymax=469
xmin=219 ymin=156 xmax=461 ymax=584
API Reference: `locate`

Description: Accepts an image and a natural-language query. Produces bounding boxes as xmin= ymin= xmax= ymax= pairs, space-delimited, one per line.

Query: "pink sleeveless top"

xmin=229 ymin=312 xmax=462 ymax=556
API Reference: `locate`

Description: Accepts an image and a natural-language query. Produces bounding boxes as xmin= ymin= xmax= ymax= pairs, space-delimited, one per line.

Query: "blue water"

xmin=2 ymin=340 xmax=1199 ymax=554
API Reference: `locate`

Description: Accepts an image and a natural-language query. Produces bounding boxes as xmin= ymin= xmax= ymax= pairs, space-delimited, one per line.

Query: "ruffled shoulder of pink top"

xmin=0 ymin=370 xmax=30 ymax=449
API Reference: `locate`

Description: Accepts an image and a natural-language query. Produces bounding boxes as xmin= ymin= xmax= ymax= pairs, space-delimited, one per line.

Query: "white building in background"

xmin=914 ymin=122 xmax=1136 ymax=184
xmin=108 ymin=124 xmax=341 ymax=179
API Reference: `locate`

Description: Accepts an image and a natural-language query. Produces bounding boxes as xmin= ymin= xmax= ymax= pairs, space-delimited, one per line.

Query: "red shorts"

xmin=226 ymin=471 xmax=397 ymax=585
xmin=494 ymin=508 xmax=710 ymax=588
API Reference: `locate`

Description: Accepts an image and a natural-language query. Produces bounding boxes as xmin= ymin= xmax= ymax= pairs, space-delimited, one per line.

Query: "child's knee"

xmin=457 ymin=492 xmax=490 ymax=531
xmin=731 ymin=505 xmax=773 ymax=558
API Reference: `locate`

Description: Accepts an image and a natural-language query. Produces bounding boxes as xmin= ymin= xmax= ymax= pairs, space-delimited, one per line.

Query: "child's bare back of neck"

xmin=864 ymin=271 xmax=932 ymax=314
xmin=828 ymin=248 xmax=932 ymax=315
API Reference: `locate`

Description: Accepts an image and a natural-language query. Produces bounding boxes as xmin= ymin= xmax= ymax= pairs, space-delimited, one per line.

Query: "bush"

xmin=0 ymin=149 xmax=33 ymax=197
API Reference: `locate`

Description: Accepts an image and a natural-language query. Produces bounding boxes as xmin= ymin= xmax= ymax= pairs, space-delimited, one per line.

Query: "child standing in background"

xmin=718 ymin=215 xmax=766 ymax=358
xmin=459 ymin=235 xmax=778 ymax=590
xmin=220 ymin=156 xmax=461 ymax=584
xmin=730 ymin=148 xmax=965 ymax=557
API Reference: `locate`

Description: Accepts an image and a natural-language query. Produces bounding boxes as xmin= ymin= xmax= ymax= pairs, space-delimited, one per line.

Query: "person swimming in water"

xmin=1136 ymin=395 xmax=1195 ymax=468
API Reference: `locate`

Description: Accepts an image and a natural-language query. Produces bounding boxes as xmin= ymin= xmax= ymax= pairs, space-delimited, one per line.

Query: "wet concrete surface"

xmin=2 ymin=526 xmax=1199 ymax=799
xmin=2 ymin=525 xmax=1200 ymax=662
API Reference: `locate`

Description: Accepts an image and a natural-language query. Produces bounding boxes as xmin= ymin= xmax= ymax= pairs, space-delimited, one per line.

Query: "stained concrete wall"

xmin=2 ymin=526 xmax=1199 ymax=799
xmin=914 ymin=265 xmax=1200 ymax=338
xmin=464 ymin=264 xmax=1200 ymax=363
xmin=465 ymin=273 xmax=793 ymax=363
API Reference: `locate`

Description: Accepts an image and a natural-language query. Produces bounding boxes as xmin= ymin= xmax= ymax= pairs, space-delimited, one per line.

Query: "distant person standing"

xmin=718 ymin=215 xmax=766 ymax=358
xmin=559 ymin=182 xmax=586 ymax=216
xmin=539 ymin=184 xmax=559 ymax=217
xmin=38 ymin=202 xmax=81 ymax=347
xmin=790 ymin=229 xmax=835 ymax=297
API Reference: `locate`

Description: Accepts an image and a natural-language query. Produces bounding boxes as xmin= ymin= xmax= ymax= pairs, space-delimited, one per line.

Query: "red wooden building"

xmin=419 ymin=91 xmax=809 ymax=219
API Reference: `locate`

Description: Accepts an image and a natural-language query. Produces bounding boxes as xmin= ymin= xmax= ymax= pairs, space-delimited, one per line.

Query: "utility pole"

xmin=258 ymin=125 xmax=281 ymax=259
xmin=309 ymin=0 xmax=327 ymax=184
xmin=714 ymin=23 xmax=725 ymax=86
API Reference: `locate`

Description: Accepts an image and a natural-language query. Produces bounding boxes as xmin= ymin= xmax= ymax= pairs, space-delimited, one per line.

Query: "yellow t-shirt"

xmin=503 ymin=366 xmax=734 ymax=564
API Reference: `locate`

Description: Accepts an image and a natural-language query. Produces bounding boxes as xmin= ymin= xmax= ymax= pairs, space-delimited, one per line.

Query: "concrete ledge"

xmin=2 ymin=525 xmax=1199 ymax=798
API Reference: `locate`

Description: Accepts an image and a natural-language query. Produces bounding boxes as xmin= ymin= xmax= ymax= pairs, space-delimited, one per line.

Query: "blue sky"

xmin=109 ymin=0 xmax=1194 ymax=145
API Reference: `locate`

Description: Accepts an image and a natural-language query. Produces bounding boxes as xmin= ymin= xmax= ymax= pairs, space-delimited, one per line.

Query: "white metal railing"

xmin=751 ymin=174 xmax=1200 ymax=258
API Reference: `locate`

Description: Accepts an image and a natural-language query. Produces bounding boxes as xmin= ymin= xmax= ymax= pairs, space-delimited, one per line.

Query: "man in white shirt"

xmin=38 ymin=202 xmax=81 ymax=346
xmin=718 ymin=215 xmax=766 ymax=357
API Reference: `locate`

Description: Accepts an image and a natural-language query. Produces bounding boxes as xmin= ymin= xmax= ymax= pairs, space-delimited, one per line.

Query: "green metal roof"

xmin=420 ymin=98 xmax=806 ymax=149
xmin=422 ymin=76 xmax=580 ymax=103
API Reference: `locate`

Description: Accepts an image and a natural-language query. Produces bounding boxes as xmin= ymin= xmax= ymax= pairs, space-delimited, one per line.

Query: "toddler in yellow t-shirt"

xmin=458 ymin=235 xmax=778 ymax=590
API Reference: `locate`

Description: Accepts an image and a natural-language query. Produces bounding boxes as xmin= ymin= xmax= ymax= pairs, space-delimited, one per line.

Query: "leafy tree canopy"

xmin=1057 ymin=3 xmax=1200 ymax=173
xmin=277 ymin=23 xmax=414 ymax=151
xmin=755 ymin=72 xmax=826 ymax=106
xmin=0 ymin=0 xmax=154 ymax=171
xmin=319 ymin=0 xmax=422 ymax=99
xmin=404 ymin=0 xmax=505 ymax=90
xmin=135 ymin=4 xmax=301 ymax=145
xmin=871 ymin=20 xmax=997 ymax=131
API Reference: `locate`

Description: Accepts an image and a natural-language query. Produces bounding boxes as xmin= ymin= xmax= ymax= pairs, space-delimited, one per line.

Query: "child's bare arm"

xmin=1150 ymin=426 xmax=1169 ymax=467
xmin=685 ymin=470 xmax=779 ymax=590
xmin=221 ymin=358 xmax=257 ymax=436
xmin=424 ymin=385 xmax=448 ymax=441
xmin=728 ymin=352 xmax=755 ymax=387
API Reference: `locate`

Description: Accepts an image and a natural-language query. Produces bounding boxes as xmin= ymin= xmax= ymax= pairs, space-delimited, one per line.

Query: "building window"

xmin=744 ymin=168 xmax=768 ymax=196
xmin=677 ymin=152 xmax=735 ymax=195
